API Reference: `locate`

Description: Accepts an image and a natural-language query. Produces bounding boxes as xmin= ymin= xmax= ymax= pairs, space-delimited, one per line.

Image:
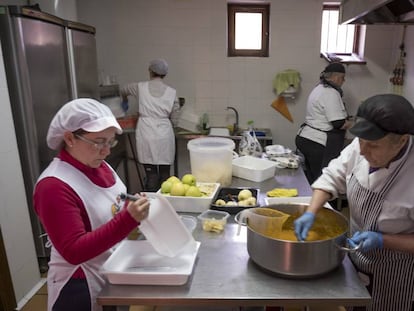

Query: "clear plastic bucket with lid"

xmin=187 ymin=137 xmax=235 ymax=186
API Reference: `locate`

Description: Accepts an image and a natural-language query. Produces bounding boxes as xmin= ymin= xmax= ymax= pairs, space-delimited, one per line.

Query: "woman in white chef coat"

xmin=121 ymin=59 xmax=181 ymax=191
xmin=295 ymin=94 xmax=414 ymax=311
xmin=295 ymin=62 xmax=353 ymax=184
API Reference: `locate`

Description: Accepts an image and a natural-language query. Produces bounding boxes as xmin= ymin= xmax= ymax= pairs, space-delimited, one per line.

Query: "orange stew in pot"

xmin=252 ymin=209 xmax=347 ymax=242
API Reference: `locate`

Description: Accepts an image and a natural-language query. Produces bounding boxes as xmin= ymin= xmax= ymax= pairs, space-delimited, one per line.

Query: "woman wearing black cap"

xmin=295 ymin=94 xmax=414 ymax=311
xmin=296 ymin=62 xmax=353 ymax=184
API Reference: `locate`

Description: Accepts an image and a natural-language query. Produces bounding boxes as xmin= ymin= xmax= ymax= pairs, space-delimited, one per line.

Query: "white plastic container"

xmin=101 ymin=240 xmax=200 ymax=285
xmin=139 ymin=193 xmax=196 ymax=257
xmin=187 ymin=137 xmax=235 ymax=186
xmin=156 ymin=182 xmax=220 ymax=213
xmin=177 ymin=110 xmax=199 ymax=132
xmin=197 ymin=210 xmax=230 ymax=233
xmin=232 ymin=155 xmax=277 ymax=182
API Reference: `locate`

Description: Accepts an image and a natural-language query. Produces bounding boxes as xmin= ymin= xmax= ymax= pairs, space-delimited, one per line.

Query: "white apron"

xmin=347 ymin=152 xmax=414 ymax=311
xmin=37 ymin=158 xmax=126 ymax=311
xmin=136 ymin=81 xmax=176 ymax=164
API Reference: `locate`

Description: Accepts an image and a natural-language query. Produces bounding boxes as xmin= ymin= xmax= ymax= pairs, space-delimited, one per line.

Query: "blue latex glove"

xmin=294 ymin=212 xmax=315 ymax=241
xmin=348 ymin=231 xmax=383 ymax=253
xmin=121 ymin=100 xmax=129 ymax=112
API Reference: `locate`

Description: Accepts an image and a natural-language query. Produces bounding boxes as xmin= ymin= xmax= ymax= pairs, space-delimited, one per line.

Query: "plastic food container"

xmin=139 ymin=193 xmax=197 ymax=257
xmin=157 ymin=182 xmax=220 ymax=213
xmin=197 ymin=210 xmax=230 ymax=233
xmin=232 ymin=155 xmax=277 ymax=182
xmin=187 ymin=137 xmax=235 ymax=186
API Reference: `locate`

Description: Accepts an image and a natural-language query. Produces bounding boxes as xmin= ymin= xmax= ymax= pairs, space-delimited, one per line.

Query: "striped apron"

xmin=347 ymin=155 xmax=414 ymax=311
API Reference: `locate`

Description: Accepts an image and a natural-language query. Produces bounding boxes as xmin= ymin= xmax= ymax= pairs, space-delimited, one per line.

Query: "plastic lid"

xmin=139 ymin=193 xmax=196 ymax=257
xmin=187 ymin=137 xmax=235 ymax=152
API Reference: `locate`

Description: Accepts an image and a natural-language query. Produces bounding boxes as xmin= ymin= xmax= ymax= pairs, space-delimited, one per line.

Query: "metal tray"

xmin=101 ymin=240 xmax=200 ymax=285
xmin=210 ymin=187 xmax=259 ymax=214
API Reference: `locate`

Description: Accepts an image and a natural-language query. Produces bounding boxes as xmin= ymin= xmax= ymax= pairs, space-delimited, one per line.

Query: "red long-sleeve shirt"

xmin=33 ymin=149 xmax=138 ymax=278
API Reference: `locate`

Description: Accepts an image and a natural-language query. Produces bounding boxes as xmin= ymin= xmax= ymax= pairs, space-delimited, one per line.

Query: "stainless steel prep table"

xmin=97 ymin=168 xmax=371 ymax=310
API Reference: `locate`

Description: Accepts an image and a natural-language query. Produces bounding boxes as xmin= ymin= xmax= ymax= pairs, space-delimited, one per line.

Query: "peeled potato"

xmin=215 ymin=199 xmax=226 ymax=206
xmin=246 ymin=197 xmax=257 ymax=206
xmin=225 ymin=201 xmax=238 ymax=206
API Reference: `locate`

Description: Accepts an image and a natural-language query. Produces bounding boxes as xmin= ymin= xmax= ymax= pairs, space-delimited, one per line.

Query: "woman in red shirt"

xmin=34 ymin=98 xmax=150 ymax=311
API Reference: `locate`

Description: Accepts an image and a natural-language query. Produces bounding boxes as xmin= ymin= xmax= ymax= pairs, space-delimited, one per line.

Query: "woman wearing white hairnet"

xmin=33 ymin=98 xmax=150 ymax=311
xmin=120 ymin=58 xmax=182 ymax=191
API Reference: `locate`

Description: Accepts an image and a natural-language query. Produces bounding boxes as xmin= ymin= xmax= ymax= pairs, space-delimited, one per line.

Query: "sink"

xmin=209 ymin=127 xmax=230 ymax=136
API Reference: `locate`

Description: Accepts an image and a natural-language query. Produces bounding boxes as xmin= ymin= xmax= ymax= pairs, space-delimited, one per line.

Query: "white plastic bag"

xmin=238 ymin=130 xmax=263 ymax=157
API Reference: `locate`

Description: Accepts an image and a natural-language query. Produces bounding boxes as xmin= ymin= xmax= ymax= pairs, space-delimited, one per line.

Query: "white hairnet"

xmin=47 ymin=98 xmax=122 ymax=150
xmin=149 ymin=58 xmax=168 ymax=75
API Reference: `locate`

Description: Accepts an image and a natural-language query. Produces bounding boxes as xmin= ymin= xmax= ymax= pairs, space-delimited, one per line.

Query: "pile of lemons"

xmin=160 ymin=174 xmax=204 ymax=197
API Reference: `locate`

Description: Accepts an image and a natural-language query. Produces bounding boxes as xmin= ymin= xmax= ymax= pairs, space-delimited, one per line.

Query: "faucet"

xmin=226 ymin=106 xmax=239 ymax=134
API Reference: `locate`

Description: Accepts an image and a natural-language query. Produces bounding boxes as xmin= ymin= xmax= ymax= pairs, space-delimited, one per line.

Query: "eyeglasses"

xmin=74 ymin=134 xmax=118 ymax=150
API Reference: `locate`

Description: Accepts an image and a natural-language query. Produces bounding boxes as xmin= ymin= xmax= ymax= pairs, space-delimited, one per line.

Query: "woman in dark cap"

xmin=296 ymin=62 xmax=353 ymax=184
xmin=295 ymin=94 xmax=414 ymax=311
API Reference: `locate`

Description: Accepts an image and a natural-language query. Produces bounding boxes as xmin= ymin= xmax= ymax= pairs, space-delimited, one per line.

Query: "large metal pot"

xmin=235 ymin=203 xmax=350 ymax=278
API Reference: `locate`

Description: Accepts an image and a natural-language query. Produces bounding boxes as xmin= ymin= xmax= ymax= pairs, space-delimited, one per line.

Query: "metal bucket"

xmin=235 ymin=203 xmax=350 ymax=278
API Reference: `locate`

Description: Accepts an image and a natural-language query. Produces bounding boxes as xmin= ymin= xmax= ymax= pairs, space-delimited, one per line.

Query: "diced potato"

xmin=202 ymin=219 xmax=225 ymax=233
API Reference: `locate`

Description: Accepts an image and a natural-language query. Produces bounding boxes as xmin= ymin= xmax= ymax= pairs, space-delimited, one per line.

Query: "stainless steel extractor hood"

xmin=340 ymin=0 xmax=414 ymax=24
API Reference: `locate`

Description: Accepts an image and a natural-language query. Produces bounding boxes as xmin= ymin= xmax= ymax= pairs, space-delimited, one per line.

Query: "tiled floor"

xmin=20 ymin=281 xmax=47 ymax=311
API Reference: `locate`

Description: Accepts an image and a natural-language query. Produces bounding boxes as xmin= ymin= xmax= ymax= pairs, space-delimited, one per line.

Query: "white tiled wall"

xmin=403 ymin=27 xmax=414 ymax=101
xmin=0 ymin=42 xmax=41 ymax=303
xmin=76 ymin=0 xmax=408 ymax=149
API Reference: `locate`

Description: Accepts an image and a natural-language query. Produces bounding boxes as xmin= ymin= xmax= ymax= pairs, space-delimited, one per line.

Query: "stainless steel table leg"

xmin=126 ymin=133 xmax=145 ymax=190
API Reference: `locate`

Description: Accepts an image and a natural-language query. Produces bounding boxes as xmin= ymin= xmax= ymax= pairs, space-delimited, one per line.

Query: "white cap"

xmin=47 ymin=98 xmax=123 ymax=150
xmin=149 ymin=58 xmax=168 ymax=75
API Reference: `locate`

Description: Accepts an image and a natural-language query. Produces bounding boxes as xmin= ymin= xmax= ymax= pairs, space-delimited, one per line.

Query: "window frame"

xmin=227 ymin=3 xmax=270 ymax=57
xmin=320 ymin=3 xmax=366 ymax=64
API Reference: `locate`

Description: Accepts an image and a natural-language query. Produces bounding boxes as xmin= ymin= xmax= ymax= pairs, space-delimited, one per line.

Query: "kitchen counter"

xmin=97 ymin=168 xmax=371 ymax=310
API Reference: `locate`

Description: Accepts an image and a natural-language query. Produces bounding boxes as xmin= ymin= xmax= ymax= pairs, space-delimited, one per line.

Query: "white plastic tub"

xmin=101 ymin=240 xmax=200 ymax=285
xmin=232 ymin=155 xmax=277 ymax=182
xmin=139 ymin=193 xmax=196 ymax=257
